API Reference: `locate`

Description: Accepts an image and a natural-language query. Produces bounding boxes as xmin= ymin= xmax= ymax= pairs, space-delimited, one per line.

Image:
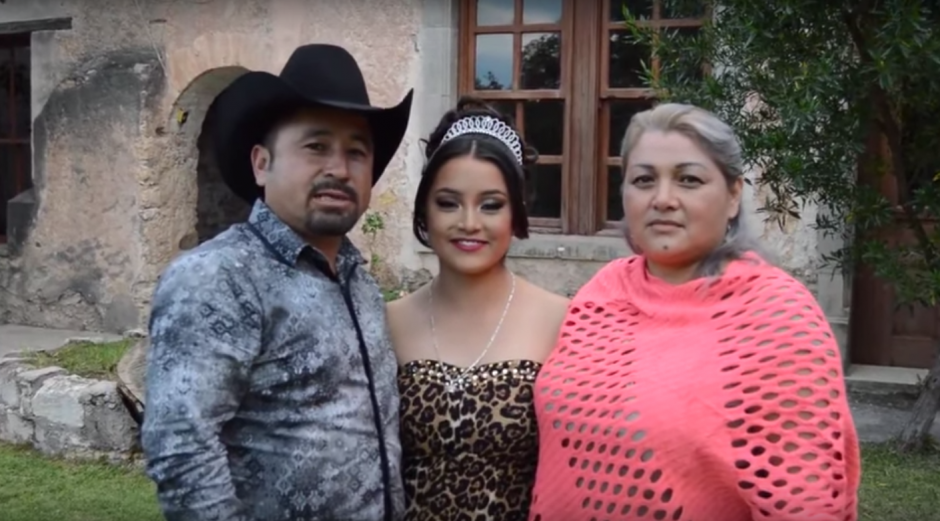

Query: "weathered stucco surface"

xmin=0 ymin=0 xmax=846 ymax=355
xmin=0 ymin=0 xmax=422 ymax=332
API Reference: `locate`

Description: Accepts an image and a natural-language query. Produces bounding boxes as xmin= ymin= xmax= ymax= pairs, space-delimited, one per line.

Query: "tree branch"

xmin=842 ymin=6 xmax=940 ymax=267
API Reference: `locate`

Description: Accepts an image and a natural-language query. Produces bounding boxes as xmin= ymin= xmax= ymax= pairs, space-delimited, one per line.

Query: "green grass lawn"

xmin=25 ymin=339 xmax=133 ymax=380
xmin=857 ymin=443 xmax=940 ymax=520
xmin=0 ymin=442 xmax=937 ymax=520
xmin=0 ymin=444 xmax=162 ymax=521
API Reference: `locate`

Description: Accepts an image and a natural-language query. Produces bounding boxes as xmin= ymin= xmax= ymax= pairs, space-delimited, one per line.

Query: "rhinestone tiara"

xmin=440 ymin=115 xmax=524 ymax=164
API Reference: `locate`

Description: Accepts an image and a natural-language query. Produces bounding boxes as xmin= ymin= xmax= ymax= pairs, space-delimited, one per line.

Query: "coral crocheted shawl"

xmin=529 ymin=254 xmax=861 ymax=521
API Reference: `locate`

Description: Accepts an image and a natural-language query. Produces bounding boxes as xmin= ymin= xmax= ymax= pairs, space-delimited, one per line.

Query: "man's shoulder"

xmin=157 ymin=227 xmax=258 ymax=289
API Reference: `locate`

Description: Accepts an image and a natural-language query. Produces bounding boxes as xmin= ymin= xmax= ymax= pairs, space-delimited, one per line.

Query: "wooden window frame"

xmin=458 ymin=0 xmax=574 ymax=233
xmin=458 ymin=0 xmax=705 ymax=236
xmin=0 ymin=32 xmax=31 ymax=244
xmin=598 ymin=0 xmax=706 ymax=234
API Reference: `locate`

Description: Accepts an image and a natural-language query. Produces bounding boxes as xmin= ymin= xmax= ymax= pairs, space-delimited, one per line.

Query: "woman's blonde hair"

xmin=619 ymin=102 xmax=766 ymax=276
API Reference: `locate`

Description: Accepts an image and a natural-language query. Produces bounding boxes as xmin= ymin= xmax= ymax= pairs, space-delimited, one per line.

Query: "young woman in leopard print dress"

xmin=386 ymin=97 xmax=569 ymax=520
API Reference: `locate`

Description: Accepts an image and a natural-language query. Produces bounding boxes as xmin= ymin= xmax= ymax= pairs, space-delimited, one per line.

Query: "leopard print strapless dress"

xmin=398 ymin=359 xmax=542 ymax=521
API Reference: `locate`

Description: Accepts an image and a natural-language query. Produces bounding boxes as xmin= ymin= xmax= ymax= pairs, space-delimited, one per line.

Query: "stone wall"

xmin=0 ymin=354 xmax=138 ymax=460
xmin=0 ymin=0 xmax=423 ymax=332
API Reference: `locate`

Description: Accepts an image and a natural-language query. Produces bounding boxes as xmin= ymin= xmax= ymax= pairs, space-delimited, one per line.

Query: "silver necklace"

xmin=428 ymin=271 xmax=516 ymax=393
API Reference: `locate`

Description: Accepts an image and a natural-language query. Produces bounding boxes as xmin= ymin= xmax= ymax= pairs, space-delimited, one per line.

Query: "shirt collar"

xmin=247 ymin=200 xmax=365 ymax=272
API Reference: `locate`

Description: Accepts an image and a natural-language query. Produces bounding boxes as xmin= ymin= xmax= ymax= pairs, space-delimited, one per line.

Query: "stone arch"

xmin=193 ymin=80 xmax=253 ymax=244
xmin=174 ymin=66 xmax=253 ymax=247
xmin=135 ymin=66 xmax=250 ymax=303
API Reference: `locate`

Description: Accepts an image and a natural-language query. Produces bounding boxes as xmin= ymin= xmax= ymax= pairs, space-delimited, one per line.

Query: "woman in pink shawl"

xmin=528 ymin=103 xmax=861 ymax=521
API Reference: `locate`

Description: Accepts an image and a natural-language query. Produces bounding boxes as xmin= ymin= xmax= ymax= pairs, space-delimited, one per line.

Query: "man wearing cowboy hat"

xmin=141 ymin=44 xmax=412 ymax=521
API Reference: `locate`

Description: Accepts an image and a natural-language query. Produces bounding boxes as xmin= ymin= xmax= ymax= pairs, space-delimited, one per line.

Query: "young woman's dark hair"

xmin=412 ymin=96 xmax=538 ymax=248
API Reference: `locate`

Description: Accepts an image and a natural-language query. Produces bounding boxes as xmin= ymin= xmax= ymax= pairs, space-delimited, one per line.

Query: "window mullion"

xmin=563 ymin=0 xmax=602 ymax=235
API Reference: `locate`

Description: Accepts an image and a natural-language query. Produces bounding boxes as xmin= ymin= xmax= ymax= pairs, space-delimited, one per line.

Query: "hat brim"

xmin=208 ymin=71 xmax=414 ymax=203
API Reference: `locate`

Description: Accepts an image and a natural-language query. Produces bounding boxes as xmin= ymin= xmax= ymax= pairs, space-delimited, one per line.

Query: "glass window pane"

xmin=607 ymin=165 xmax=624 ymax=222
xmin=489 ymin=101 xmax=517 ymax=124
xmin=475 ymin=34 xmax=513 ymax=90
xmin=476 ymin=0 xmax=515 ymax=26
xmin=523 ymin=0 xmax=562 ymax=24
xmin=672 ymin=27 xmax=704 ymax=81
xmin=526 ymin=163 xmax=562 ymax=218
xmin=524 ymin=100 xmax=564 ymax=156
xmin=0 ymin=48 xmax=10 ymax=138
xmin=662 ymin=0 xmax=707 ymax=19
xmin=521 ymin=32 xmax=561 ymax=89
xmin=608 ymin=99 xmax=654 ymax=156
xmin=609 ymin=31 xmax=650 ymax=88
xmin=14 ymin=46 xmax=29 ymax=138
xmin=610 ymin=0 xmax=653 ymax=21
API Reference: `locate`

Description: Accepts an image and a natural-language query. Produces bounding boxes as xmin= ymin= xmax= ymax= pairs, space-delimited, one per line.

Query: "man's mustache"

xmin=310 ymin=180 xmax=358 ymax=203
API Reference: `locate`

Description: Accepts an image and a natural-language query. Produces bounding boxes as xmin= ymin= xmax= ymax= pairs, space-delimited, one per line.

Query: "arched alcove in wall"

xmin=171 ymin=66 xmax=253 ymax=247
xmin=135 ymin=66 xmax=252 ymax=301
xmin=194 ymin=98 xmax=252 ymax=243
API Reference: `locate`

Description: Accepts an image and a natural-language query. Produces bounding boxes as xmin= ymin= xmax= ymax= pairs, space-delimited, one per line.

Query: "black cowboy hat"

xmin=208 ymin=44 xmax=414 ymax=203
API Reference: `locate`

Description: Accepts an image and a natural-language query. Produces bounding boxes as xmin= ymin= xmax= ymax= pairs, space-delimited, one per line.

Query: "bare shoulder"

xmin=385 ymin=285 xmax=431 ymax=363
xmin=386 ymin=285 xmax=427 ymax=329
xmin=518 ymin=277 xmax=570 ymax=328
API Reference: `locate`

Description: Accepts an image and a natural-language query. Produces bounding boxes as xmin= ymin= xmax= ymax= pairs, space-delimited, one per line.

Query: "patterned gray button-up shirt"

xmin=142 ymin=200 xmax=403 ymax=521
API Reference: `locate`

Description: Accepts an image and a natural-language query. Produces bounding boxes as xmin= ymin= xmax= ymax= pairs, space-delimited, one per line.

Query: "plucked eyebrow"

xmin=433 ymin=188 xmax=507 ymax=197
xmin=298 ymin=127 xmax=373 ymax=150
xmin=630 ymin=161 xmax=708 ymax=172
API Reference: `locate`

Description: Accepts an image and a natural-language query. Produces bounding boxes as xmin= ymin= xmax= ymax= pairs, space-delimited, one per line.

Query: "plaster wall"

xmin=0 ymin=0 xmax=421 ymax=332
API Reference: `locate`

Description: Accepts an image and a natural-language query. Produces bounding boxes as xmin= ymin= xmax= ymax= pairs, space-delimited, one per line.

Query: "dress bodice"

xmin=398 ymin=359 xmax=542 ymax=521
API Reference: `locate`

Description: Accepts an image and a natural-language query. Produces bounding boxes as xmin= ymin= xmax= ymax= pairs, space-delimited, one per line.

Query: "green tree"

xmin=623 ymin=0 xmax=940 ymax=452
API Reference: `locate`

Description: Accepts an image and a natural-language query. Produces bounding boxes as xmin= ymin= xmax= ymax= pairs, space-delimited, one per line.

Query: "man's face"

xmin=250 ymin=106 xmax=374 ymax=243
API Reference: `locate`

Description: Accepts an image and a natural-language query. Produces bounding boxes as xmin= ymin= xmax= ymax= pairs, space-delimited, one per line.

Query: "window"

xmin=459 ymin=0 xmax=705 ymax=235
xmin=0 ymin=33 xmax=31 ymax=243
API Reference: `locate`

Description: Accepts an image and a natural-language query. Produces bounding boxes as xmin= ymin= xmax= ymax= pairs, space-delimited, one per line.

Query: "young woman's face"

xmin=425 ymin=155 xmax=515 ymax=276
xmin=622 ymin=130 xmax=742 ymax=277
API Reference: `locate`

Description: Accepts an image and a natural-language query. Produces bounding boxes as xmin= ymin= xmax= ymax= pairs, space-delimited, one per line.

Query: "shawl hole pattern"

xmin=528 ymin=256 xmax=859 ymax=521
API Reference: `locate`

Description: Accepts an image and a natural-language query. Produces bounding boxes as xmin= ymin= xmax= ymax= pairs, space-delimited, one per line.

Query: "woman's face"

xmin=622 ymin=130 xmax=743 ymax=279
xmin=426 ymin=154 xmax=515 ymax=276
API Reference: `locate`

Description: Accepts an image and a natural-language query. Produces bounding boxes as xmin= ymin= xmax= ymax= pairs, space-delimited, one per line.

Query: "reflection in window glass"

xmin=490 ymin=101 xmax=517 ymax=124
xmin=670 ymin=26 xmax=704 ymax=82
xmin=608 ymin=100 xmax=653 ymax=156
xmin=610 ymin=0 xmax=653 ymax=21
xmin=608 ymin=31 xmax=650 ymax=88
xmin=476 ymin=0 xmax=515 ymax=26
xmin=521 ymin=33 xmax=561 ymax=89
xmin=524 ymin=100 xmax=564 ymax=156
xmin=523 ymin=0 xmax=562 ymax=24
xmin=475 ymin=34 xmax=514 ymax=90
xmin=526 ymin=163 xmax=563 ymax=218
xmin=662 ymin=0 xmax=707 ymax=19
xmin=607 ymin=165 xmax=624 ymax=222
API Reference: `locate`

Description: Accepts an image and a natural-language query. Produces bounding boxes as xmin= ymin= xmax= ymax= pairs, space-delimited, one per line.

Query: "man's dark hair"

xmin=256 ymin=106 xmax=300 ymax=167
